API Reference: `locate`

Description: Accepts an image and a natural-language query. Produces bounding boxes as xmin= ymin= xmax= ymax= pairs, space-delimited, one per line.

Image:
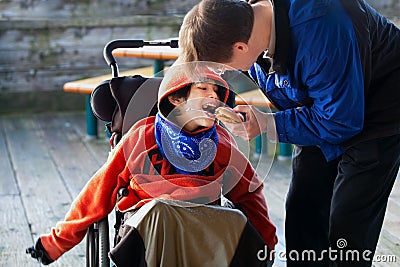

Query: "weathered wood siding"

xmin=0 ymin=0 xmax=198 ymax=113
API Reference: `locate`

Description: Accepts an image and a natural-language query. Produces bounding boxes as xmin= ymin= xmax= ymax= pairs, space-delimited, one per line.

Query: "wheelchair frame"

xmin=86 ymin=39 xmax=178 ymax=267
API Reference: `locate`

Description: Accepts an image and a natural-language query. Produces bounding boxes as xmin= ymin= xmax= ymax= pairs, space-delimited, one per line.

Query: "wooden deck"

xmin=0 ymin=112 xmax=399 ymax=266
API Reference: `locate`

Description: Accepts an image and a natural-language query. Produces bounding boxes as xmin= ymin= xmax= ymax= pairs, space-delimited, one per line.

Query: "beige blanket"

xmin=124 ymin=199 xmax=247 ymax=267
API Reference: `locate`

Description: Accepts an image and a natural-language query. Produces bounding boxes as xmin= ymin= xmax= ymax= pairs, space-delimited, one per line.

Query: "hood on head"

xmin=158 ymin=62 xmax=230 ymax=117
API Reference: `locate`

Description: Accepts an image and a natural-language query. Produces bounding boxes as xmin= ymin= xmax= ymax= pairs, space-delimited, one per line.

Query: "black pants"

xmin=285 ymin=134 xmax=400 ymax=267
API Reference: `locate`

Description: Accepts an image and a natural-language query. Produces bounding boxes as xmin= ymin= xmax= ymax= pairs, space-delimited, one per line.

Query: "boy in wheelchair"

xmin=27 ymin=62 xmax=277 ymax=266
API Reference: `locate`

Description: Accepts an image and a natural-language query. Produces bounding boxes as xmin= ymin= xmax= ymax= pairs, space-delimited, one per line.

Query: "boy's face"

xmin=170 ymin=82 xmax=222 ymax=132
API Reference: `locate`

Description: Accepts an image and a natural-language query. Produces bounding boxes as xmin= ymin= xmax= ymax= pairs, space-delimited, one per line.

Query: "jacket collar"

xmin=270 ymin=0 xmax=290 ymax=75
xmin=255 ymin=0 xmax=290 ymax=75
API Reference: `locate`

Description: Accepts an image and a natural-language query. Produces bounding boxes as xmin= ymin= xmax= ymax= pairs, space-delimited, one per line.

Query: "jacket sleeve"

xmin=222 ymin=144 xmax=277 ymax=250
xmin=40 ymin=133 xmax=132 ymax=261
xmin=274 ymin=43 xmax=364 ymax=146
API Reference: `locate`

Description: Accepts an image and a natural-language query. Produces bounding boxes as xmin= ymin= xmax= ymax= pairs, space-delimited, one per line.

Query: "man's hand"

xmin=26 ymin=238 xmax=54 ymax=265
xmin=222 ymin=105 xmax=268 ymax=140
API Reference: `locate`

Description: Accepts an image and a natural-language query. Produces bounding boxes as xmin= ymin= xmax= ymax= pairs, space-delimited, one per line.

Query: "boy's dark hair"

xmin=159 ymin=85 xmax=191 ymax=117
xmin=179 ymin=0 xmax=254 ymax=63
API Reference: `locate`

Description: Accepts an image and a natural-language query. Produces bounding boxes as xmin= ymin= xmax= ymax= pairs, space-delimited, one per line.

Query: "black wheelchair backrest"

xmin=91 ymin=75 xmax=161 ymax=135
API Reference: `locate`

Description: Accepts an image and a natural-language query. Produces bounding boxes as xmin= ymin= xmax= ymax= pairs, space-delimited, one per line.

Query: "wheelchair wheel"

xmin=86 ymin=224 xmax=98 ymax=267
xmin=98 ymin=218 xmax=110 ymax=267
xmin=86 ymin=218 xmax=110 ymax=267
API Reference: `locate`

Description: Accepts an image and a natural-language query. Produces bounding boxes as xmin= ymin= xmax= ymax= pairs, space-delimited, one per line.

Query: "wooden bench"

xmin=63 ymin=66 xmax=156 ymax=138
xmin=64 ymin=43 xmax=179 ymax=138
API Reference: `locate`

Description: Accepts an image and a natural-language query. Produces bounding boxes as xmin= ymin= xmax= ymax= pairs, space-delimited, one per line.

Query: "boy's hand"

xmin=26 ymin=238 xmax=54 ymax=265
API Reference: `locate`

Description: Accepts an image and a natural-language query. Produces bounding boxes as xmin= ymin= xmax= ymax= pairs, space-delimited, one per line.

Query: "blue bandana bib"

xmin=154 ymin=113 xmax=218 ymax=175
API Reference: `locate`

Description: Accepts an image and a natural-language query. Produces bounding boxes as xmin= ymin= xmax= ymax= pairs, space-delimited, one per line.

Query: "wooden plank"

xmin=63 ymin=66 xmax=155 ymax=94
xmin=2 ymin=115 xmax=85 ymax=266
xmin=66 ymin=112 xmax=110 ymax=166
xmin=0 ymin=119 xmax=19 ymax=195
xmin=113 ymin=46 xmax=179 ymax=60
xmin=0 ymin=195 xmax=35 ymax=266
xmin=35 ymin=113 xmax=107 ymax=197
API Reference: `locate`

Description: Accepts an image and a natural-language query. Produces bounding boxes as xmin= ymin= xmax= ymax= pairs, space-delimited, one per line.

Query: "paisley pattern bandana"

xmin=154 ymin=113 xmax=218 ymax=175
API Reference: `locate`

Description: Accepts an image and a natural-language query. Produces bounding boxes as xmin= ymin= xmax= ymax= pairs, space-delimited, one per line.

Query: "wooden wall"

xmin=0 ymin=0 xmax=197 ymax=113
xmin=1 ymin=16 xmax=182 ymax=90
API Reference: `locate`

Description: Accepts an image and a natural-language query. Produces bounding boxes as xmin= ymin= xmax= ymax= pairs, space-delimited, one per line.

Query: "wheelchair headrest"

xmin=91 ymin=75 xmax=161 ymax=134
xmin=90 ymin=79 xmax=115 ymax=122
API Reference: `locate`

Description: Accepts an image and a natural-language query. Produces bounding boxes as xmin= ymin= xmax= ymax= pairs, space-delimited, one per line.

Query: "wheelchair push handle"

xmin=103 ymin=39 xmax=179 ymax=77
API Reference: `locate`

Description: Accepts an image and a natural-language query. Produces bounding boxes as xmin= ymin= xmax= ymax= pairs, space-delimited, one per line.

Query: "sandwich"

xmin=215 ymin=107 xmax=244 ymax=123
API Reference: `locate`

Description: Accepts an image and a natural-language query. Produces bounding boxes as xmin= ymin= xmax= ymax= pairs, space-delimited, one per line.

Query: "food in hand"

xmin=215 ymin=107 xmax=244 ymax=123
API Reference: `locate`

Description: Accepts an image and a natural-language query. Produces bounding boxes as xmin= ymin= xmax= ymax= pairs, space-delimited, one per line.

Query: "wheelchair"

xmin=87 ymin=40 xmax=272 ymax=267
xmin=87 ymin=39 xmax=175 ymax=267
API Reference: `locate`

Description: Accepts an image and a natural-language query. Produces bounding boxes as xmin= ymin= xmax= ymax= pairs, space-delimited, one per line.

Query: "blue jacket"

xmin=249 ymin=0 xmax=400 ymax=161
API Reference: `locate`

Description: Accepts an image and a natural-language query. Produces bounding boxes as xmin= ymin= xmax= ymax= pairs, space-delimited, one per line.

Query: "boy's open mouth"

xmin=185 ymin=103 xmax=219 ymax=117
xmin=201 ymin=103 xmax=218 ymax=115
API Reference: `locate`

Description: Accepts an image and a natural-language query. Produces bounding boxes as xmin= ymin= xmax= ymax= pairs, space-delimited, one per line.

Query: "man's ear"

xmin=168 ymin=94 xmax=185 ymax=106
xmin=232 ymin=41 xmax=249 ymax=54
